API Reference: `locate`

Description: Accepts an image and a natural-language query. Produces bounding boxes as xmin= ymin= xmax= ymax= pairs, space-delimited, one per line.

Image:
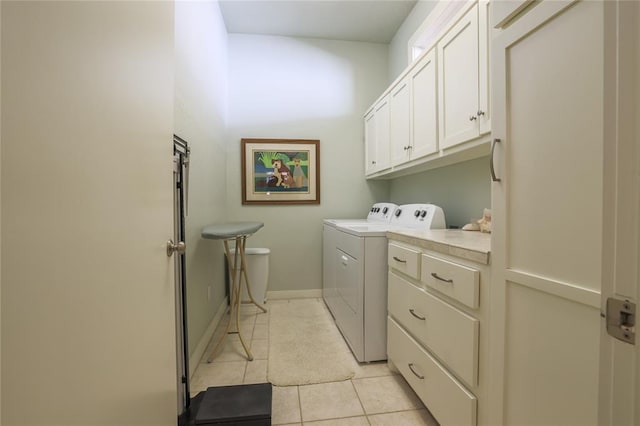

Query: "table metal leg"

xmin=234 ymin=236 xmax=254 ymax=361
xmin=206 ymin=237 xmax=258 ymax=362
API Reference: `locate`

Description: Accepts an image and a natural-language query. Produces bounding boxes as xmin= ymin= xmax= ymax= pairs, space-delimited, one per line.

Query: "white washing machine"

xmin=323 ymin=204 xmax=446 ymax=362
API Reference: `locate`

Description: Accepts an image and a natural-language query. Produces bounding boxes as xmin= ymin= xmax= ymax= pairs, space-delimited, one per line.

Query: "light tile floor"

xmin=191 ymin=299 xmax=439 ymax=426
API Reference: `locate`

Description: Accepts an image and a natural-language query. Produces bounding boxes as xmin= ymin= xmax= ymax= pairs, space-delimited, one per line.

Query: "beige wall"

xmin=174 ymin=1 xmax=229 ymax=355
xmin=226 ymin=34 xmax=390 ymax=293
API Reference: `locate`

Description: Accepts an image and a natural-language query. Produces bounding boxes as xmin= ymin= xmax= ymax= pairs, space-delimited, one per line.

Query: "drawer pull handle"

xmin=431 ymin=272 xmax=453 ymax=284
xmin=409 ymin=309 xmax=426 ymax=321
xmin=408 ymin=363 xmax=425 ymax=380
xmin=392 ymin=256 xmax=407 ymax=264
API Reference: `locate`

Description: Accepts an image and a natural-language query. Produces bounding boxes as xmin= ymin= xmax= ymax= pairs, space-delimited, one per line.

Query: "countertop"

xmin=386 ymin=229 xmax=491 ymax=265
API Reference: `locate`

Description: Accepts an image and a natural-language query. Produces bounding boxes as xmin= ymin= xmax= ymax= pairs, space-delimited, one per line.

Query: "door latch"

xmin=605 ymin=297 xmax=635 ymax=345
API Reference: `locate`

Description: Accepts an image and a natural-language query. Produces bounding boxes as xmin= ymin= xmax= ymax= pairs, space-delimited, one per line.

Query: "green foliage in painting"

xmin=259 ymin=152 xmax=290 ymax=168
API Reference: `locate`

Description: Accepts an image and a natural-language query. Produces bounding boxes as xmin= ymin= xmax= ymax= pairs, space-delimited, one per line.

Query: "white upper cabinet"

xmin=389 ymin=77 xmax=411 ymax=166
xmin=390 ymin=48 xmax=438 ymax=168
xmin=364 ymin=0 xmax=491 ymax=179
xmin=410 ymin=48 xmax=439 ymax=161
xmin=478 ymin=0 xmax=491 ymax=135
xmin=364 ymin=110 xmax=377 ymax=175
xmin=438 ymin=2 xmax=490 ymax=150
xmin=365 ymin=95 xmax=391 ymax=175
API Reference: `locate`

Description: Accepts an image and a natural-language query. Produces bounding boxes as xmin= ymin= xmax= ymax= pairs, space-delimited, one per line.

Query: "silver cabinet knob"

xmin=469 ymin=115 xmax=478 ymax=121
xmin=167 ymin=239 xmax=186 ymax=257
xmin=477 ymin=110 xmax=485 ymax=116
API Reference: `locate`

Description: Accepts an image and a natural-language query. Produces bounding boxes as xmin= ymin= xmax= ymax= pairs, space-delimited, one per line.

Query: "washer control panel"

xmin=366 ymin=202 xmax=398 ymax=222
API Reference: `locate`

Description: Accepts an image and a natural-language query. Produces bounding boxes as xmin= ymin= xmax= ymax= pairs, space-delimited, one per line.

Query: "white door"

xmin=389 ymin=77 xmax=411 ymax=166
xmin=597 ymin=1 xmax=640 ymax=424
xmin=1 ymin=2 xmax=177 ymax=425
xmin=374 ymin=96 xmax=391 ymax=172
xmin=438 ymin=4 xmax=479 ymax=149
xmin=490 ymin=1 xmax=604 ymax=425
xmin=364 ymin=111 xmax=377 ymax=175
xmin=477 ymin=0 xmax=491 ymax=135
xmin=410 ymin=49 xmax=438 ymax=160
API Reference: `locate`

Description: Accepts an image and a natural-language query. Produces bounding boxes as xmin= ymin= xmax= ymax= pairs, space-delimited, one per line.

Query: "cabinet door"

xmin=490 ymin=1 xmax=603 ymax=425
xmin=438 ymin=4 xmax=479 ymax=149
xmin=390 ymin=78 xmax=411 ymax=166
xmin=364 ymin=110 xmax=377 ymax=175
xmin=478 ymin=0 xmax=491 ymax=135
xmin=374 ymin=95 xmax=391 ymax=171
xmin=410 ymin=49 xmax=438 ymax=160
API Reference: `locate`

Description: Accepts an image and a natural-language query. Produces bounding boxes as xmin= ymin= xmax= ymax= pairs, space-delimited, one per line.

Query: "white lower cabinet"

xmin=388 ymin=272 xmax=479 ymax=386
xmin=386 ymin=235 xmax=490 ymax=426
xmin=388 ymin=318 xmax=477 ymax=426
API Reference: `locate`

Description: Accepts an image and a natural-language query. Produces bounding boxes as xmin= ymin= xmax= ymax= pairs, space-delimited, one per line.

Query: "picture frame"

xmin=241 ymin=138 xmax=320 ymax=205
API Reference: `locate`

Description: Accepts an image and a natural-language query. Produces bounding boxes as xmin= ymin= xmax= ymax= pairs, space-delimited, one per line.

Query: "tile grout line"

xmin=349 ymin=378 xmax=371 ymax=425
xmin=296 ymin=385 xmax=303 ymax=424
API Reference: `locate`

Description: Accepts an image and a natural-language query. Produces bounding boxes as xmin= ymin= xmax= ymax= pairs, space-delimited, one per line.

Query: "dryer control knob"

xmin=395 ymin=209 xmax=402 ymax=217
xmin=414 ymin=210 xmax=420 ymax=217
xmin=420 ymin=210 xmax=427 ymax=218
xmin=382 ymin=207 xmax=388 ymax=214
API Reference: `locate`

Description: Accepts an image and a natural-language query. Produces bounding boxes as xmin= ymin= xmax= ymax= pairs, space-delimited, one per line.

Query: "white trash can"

xmin=227 ymin=247 xmax=270 ymax=304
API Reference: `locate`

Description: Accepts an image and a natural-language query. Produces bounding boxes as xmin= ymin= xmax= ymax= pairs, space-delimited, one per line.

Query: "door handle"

xmin=490 ymin=138 xmax=501 ymax=182
xmin=167 ymin=240 xmax=186 ymax=257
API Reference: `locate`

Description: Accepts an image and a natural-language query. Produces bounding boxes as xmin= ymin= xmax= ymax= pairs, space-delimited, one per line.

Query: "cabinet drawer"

xmin=388 ymin=317 xmax=477 ymax=426
xmin=388 ymin=272 xmax=479 ymax=386
xmin=388 ymin=243 xmax=420 ymax=279
xmin=421 ymin=254 xmax=480 ymax=309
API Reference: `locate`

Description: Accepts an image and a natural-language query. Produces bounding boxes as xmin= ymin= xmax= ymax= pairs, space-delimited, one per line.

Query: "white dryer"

xmin=325 ymin=204 xmax=446 ymax=362
xmin=322 ymin=203 xmax=397 ymax=318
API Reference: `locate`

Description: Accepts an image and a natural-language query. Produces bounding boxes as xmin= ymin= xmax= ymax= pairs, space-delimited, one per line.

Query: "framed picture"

xmin=241 ymin=138 xmax=320 ymax=205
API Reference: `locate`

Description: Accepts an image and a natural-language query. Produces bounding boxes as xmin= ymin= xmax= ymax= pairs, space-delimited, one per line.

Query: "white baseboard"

xmin=189 ymin=296 xmax=228 ymax=379
xmin=266 ymin=289 xmax=322 ymax=300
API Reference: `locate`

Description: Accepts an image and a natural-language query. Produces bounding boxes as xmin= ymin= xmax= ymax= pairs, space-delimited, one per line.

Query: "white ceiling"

xmin=218 ymin=0 xmax=419 ymax=44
